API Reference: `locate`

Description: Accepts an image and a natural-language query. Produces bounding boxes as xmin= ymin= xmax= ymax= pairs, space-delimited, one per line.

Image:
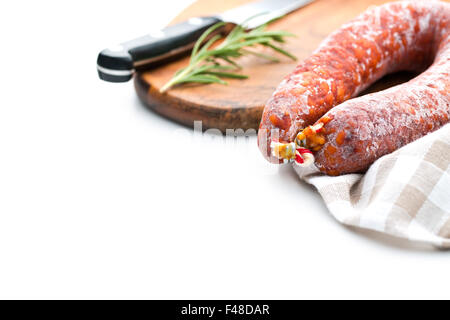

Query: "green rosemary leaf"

xmin=241 ymin=49 xmax=280 ymax=62
xmin=208 ymin=65 xmax=238 ymax=71
xmin=160 ymin=15 xmax=297 ymax=93
xmin=216 ymin=56 xmax=243 ymax=69
xmin=246 ymin=30 xmax=296 ymax=38
xmin=204 ymin=71 xmax=249 ymax=79
xmin=174 ymin=67 xmax=186 ymax=76
xmin=263 ymin=43 xmax=297 ymax=61
xmin=191 ymin=22 xmax=226 ymax=59
xmin=180 ymin=74 xmax=228 ymax=84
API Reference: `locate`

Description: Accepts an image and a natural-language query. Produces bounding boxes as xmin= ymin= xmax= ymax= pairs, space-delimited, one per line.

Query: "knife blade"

xmin=97 ymin=0 xmax=314 ymax=83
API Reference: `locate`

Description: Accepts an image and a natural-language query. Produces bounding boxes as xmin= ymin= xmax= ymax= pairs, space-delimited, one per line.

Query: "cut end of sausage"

xmin=257 ymin=128 xmax=285 ymax=164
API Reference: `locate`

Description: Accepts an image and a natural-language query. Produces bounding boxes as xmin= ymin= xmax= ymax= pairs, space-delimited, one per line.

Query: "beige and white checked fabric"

xmin=294 ymin=124 xmax=450 ymax=248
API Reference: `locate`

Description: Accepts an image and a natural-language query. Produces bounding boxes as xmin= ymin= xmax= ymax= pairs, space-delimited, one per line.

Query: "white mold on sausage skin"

xmin=315 ymin=36 xmax=450 ymax=175
xmin=258 ymin=0 xmax=450 ymax=170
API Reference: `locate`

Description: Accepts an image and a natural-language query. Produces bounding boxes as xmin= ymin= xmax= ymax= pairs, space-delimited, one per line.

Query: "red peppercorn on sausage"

xmin=258 ymin=0 xmax=450 ymax=172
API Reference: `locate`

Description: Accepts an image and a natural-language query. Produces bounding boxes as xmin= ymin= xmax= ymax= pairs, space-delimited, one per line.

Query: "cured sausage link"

xmin=308 ymin=41 xmax=450 ymax=175
xmin=258 ymin=0 xmax=449 ymax=163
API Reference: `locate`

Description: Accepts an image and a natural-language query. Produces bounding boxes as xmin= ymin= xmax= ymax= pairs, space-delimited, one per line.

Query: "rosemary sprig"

xmin=160 ymin=17 xmax=297 ymax=93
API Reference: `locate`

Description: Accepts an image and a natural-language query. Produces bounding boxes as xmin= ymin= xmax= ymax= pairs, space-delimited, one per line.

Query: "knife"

xmin=97 ymin=0 xmax=314 ymax=83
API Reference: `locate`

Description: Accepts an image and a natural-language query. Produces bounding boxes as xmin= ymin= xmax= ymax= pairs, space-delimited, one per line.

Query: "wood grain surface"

xmin=134 ymin=0 xmax=404 ymax=131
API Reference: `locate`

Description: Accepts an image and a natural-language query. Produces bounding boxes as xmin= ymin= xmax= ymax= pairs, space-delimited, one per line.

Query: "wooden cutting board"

xmin=134 ymin=0 xmax=395 ymax=131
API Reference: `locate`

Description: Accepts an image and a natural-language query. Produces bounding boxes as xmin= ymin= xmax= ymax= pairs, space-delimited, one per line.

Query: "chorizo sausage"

xmin=302 ymin=48 xmax=450 ymax=175
xmin=258 ymin=0 xmax=450 ymax=172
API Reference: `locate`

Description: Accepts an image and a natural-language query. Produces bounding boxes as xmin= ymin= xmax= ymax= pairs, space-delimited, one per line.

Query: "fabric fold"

xmin=294 ymin=124 xmax=450 ymax=248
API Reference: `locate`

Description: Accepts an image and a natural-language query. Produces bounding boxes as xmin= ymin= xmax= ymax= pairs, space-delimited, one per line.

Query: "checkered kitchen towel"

xmin=294 ymin=124 xmax=450 ymax=248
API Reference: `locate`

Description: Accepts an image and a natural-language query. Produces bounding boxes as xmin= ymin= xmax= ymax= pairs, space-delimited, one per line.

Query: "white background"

xmin=0 ymin=0 xmax=449 ymax=299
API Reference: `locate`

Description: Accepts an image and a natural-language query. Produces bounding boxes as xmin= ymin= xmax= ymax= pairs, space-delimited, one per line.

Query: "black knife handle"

xmin=97 ymin=16 xmax=222 ymax=83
